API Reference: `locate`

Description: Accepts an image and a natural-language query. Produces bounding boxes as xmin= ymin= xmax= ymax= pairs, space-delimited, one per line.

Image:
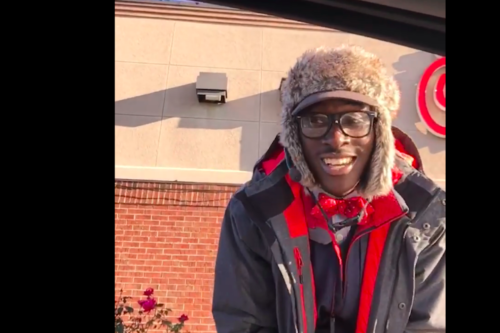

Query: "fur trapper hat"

xmin=279 ymin=45 xmax=401 ymax=199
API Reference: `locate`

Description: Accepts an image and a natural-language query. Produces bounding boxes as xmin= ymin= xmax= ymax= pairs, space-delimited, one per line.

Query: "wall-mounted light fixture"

xmin=196 ymin=72 xmax=228 ymax=104
xmin=279 ymin=77 xmax=287 ymax=102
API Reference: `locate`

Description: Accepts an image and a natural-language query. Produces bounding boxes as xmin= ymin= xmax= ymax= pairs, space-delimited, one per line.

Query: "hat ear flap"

xmin=357 ymin=107 xmax=395 ymax=199
xmin=285 ymin=149 xmax=303 ymax=183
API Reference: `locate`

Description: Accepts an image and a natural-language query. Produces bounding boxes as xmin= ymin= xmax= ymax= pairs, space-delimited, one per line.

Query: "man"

xmin=212 ymin=45 xmax=445 ymax=333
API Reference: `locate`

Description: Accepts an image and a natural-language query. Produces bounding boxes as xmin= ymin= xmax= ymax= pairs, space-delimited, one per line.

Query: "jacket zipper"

xmin=330 ymin=212 xmax=406 ymax=320
xmin=293 ymin=247 xmax=307 ymax=333
xmin=337 ymin=212 xmax=406 ymax=309
xmin=294 ymin=247 xmax=304 ymax=283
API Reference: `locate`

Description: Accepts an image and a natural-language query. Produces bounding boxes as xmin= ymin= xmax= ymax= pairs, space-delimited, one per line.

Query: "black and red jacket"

xmin=212 ymin=128 xmax=445 ymax=333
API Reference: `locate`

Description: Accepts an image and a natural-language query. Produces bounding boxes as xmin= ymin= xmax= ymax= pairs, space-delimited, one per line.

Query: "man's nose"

xmin=321 ymin=123 xmax=350 ymax=148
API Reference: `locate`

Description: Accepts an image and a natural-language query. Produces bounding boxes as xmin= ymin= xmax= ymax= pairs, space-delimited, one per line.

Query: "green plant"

xmin=115 ymin=288 xmax=188 ymax=333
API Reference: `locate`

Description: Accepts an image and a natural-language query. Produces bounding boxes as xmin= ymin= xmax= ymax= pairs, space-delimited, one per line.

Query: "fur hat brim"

xmin=279 ymin=45 xmax=400 ymax=199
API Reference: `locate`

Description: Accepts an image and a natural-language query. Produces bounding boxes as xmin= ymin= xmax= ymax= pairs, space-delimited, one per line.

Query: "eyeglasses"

xmin=296 ymin=111 xmax=377 ymax=139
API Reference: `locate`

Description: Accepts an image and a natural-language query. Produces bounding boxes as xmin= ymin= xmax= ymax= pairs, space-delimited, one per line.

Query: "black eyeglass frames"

xmin=296 ymin=111 xmax=377 ymax=139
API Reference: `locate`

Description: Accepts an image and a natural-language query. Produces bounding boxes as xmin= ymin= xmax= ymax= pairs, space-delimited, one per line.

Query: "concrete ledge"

xmin=116 ymin=165 xmax=251 ymax=185
xmin=116 ymin=166 xmax=444 ymax=189
xmin=115 ymin=0 xmax=335 ymax=31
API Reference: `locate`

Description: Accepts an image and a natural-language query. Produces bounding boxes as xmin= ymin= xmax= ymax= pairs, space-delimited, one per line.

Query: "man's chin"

xmin=318 ymin=172 xmax=360 ymax=197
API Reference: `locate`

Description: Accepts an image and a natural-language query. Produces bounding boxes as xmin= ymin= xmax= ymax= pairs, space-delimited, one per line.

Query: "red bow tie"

xmin=310 ymin=193 xmax=374 ymax=224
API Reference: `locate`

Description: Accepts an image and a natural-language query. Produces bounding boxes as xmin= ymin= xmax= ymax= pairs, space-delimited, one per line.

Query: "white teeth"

xmin=322 ymin=157 xmax=354 ymax=166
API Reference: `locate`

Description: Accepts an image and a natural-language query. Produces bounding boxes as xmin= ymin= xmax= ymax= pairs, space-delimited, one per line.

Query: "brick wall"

xmin=115 ymin=181 xmax=240 ymax=333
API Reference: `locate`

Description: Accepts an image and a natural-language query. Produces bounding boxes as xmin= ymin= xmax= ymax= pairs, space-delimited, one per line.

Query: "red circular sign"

xmin=416 ymin=57 xmax=446 ymax=138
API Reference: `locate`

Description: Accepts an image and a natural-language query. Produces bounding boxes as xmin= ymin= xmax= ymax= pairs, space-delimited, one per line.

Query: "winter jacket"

xmin=212 ymin=128 xmax=445 ymax=333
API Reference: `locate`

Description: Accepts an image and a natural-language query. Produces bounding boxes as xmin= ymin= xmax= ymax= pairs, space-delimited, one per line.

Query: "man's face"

xmin=299 ymin=99 xmax=375 ymax=197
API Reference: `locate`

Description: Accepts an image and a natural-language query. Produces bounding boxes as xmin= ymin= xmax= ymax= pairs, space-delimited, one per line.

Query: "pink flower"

xmin=143 ymin=288 xmax=154 ymax=296
xmin=138 ymin=298 xmax=157 ymax=312
xmin=178 ymin=314 xmax=189 ymax=323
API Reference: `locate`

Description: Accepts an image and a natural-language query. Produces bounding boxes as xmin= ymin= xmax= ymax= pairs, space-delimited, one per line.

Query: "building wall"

xmin=115 ymin=1 xmax=446 ymax=189
xmin=115 ymin=181 xmax=238 ymax=333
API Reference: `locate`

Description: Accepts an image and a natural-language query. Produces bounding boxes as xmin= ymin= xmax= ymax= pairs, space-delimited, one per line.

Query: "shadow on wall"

xmin=392 ymin=51 xmax=445 ymax=155
xmin=116 ymin=53 xmax=445 ymax=172
xmin=115 ymin=84 xmax=280 ymax=172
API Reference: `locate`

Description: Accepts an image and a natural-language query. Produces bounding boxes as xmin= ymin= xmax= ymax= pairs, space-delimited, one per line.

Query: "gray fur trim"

xmin=279 ymin=45 xmax=400 ymax=199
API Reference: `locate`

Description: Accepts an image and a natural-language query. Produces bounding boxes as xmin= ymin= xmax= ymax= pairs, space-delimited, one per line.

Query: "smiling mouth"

xmin=322 ymin=157 xmax=355 ymax=166
xmin=320 ymin=157 xmax=357 ymax=175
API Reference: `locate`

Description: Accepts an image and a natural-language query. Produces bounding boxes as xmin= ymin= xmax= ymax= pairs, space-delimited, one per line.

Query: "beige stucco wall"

xmin=115 ymin=4 xmax=445 ymax=189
